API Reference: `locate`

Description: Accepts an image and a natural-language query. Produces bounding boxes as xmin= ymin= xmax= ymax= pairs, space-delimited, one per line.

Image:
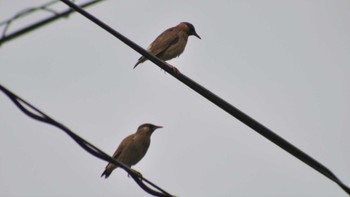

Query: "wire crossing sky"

xmin=0 ymin=84 xmax=173 ymax=196
xmin=1 ymin=0 xmax=350 ymax=196
xmin=60 ymin=0 xmax=350 ymax=194
xmin=0 ymin=0 xmax=104 ymax=45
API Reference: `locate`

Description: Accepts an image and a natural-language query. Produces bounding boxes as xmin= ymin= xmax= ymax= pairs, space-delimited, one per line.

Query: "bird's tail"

xmin=133 ymin=62 xmax=141 ymax=69
xmin=101 ymin=169 xmax=112 ymax=179
xmin=133 ymin=56 xmax=146 ymax=69
xmin=101 ymin=163 xmax=118 ymax=179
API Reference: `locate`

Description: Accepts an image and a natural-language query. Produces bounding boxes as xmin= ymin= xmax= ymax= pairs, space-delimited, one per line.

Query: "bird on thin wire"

xmin=101 ymin=123 xmax=163 ymax=178
xmin=133 ymin=22 xmax=201 ymax=73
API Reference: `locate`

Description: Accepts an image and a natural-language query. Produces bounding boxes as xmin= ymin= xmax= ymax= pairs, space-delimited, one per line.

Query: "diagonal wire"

xmin=0 ymin=84 xmax=174 ymax=197
xmin=59 ymin=0 xmax=350 ymax=195
xmin=0 ymin=0 xmax=104 ymax=46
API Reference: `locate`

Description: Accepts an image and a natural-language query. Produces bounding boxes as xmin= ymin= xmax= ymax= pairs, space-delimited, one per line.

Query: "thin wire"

xmin=0 ymin=0 xmax=104 ymax=46
xmin=0 ymin=0 xmax=60 ymax=26
xmin=1 ymin=0 xmax=61 ymax=43
xmin=0 ymin=84 xmax=174 ymax=197
xmin=58 ymin=0 xmax=350 ymax=194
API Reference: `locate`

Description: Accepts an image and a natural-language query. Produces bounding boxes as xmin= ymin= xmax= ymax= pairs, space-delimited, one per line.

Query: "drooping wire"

xmin=0 ymin=84 xmax=174 ymax=197
xmin=0 ymin=0 xmax=104 ymax=46
xmin=1 ymin=0 xmax=349 ymax=195
xmin=58 ymin=0 xmax=350 ymax=194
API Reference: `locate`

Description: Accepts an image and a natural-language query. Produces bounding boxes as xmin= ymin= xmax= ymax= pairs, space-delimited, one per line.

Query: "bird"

xmin=133 ymin=22 xmax=201 ymax=72
xmin=101 ymin=123 xmax=163 ymax=178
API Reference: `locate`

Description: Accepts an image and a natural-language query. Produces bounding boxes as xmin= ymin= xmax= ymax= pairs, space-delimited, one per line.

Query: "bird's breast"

xmin=161 ymin=32 xmax=188 ymax=61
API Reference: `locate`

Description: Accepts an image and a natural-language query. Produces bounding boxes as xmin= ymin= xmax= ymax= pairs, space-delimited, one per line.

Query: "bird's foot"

xmin=128 ymin=169 xmax=143 ymax=179
xmin=165 ymin=62 xmax=180 ymax=75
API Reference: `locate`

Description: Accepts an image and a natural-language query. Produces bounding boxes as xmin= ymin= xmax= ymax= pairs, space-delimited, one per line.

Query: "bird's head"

xmin=137 ymin=123 xmax=163 ymax=134
xmin=182 ymin=22 xmax=201 ymax=39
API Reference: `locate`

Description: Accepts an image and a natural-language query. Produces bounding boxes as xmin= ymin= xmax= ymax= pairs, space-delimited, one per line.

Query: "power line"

xmin=0 ymin=84 xmax=174 ymax=197
xmin=1 ymin=0 xmax=349 ymax=195
xmin=59 ymin=0 xmax=350 ymax=195
xmin=0 ymin=0 xmax=104 ymax=46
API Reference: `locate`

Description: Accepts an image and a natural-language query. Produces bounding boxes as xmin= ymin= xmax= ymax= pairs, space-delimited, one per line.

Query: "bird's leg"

xmin=164 ymin=62 xmax=180 ymax=75
xmin=128 ymin=169 xmax=143 ymax=179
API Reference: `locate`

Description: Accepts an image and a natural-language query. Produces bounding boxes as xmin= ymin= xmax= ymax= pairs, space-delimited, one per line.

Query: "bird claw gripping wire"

xmin=165 ymin=62 xmax=180 ymax=76
xmin=128 ymin=169 xmax=143 ymax=179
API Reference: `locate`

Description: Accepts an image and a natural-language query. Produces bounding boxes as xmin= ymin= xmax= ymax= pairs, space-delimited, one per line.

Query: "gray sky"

xmin=1 ymin=0 xmax=350 ymax=196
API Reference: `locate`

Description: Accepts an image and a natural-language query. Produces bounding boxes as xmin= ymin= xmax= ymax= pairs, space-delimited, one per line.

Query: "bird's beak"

xmin=154 ymin=125 xmax=163 ymax=129
xmin=193 ymin=32 xmax=201 ymax=39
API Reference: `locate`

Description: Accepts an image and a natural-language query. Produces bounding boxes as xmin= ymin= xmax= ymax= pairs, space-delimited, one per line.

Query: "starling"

xmin=133 ymin=22 xmax=201 ymax=71
xmin=101 ymin=123 xmax=163 ymax=178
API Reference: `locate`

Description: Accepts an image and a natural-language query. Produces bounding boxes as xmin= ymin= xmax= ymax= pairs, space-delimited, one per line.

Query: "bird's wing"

xmin=148 ymin=27 xmax=180 ymax=56
xmin=112 ymin=134 xmax=135 ymax=159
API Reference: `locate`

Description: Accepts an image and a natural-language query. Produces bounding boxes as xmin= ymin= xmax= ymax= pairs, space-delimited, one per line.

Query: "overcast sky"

xmin=1 ymin=0 xmax=350 ymax=196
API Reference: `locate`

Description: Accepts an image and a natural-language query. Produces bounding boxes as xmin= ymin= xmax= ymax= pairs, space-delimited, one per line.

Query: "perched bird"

xmin=133 ymin=22 xmax=201 ymax=71
xmin=101 ymin=123 xmax=163 ymax=178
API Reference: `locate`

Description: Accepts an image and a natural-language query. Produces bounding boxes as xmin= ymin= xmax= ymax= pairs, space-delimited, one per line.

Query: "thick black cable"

xmin=0 ymin=84 xmax=174 ymax=197
xmin=59 ymin=0 xmax=350 ymax=194
xmin=0 ymin=0 xmax=104 ymax=46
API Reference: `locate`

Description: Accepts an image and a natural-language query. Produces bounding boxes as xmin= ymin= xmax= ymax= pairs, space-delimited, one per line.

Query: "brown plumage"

xmin=133 ymin=22 xmax=201 ymax=69
xmin=101 ymin=123 xmax=162 ymax=178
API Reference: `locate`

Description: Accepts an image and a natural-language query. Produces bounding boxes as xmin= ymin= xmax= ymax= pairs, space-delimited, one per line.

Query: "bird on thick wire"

xmin=133 ymin=22 xmax=201 ymax=73
xmin=101 ymin=123 xmax=163 ymax=178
